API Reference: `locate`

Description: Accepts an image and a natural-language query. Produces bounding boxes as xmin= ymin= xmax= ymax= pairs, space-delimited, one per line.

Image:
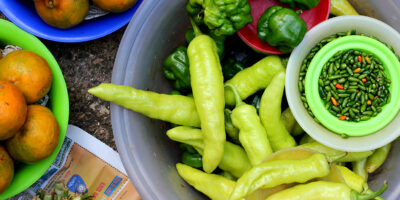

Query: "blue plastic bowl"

xmin=0 ymin=0 xmax=142 ymax=43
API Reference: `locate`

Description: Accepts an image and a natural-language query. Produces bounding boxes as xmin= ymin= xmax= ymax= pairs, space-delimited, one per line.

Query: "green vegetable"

xmin=188 ymin=20 xmax=225 ymax=173
xmin=257 ymin=6 xmax=307 ymax=53
xmin=227 ymin=84 xmax=273 ymax=166
xmin=186 ymin=0 xmax=253 ymax=36
xmin=265 ymin=181 xmax=387 ymax=200
xmin=281 ymin=107 xmax=296 ymax=133
xmin=318 ymin=50 xmax=390 ymax=122
xmin=336 ymin=165 xmax=365 ymax=193
xmin=299 ymin=134 xmax=315 ymax=145
xmin=224 ymin=56 xmax=285 ymax=106
xmin=219 ymin=171 xmax=237 ymax=181
xmin=224 ymin=109 xmax=240 ymax=144
xmin=244 ymin=92 xmax=262 ymax=113
xmin=222 ymin=57 xmax=245 ymax=80
xmin=176 ymin=163 xmax=236 ymax=200
xmin=279 ymin=0 xmax=320 ymax=10
xmin=186 ymin=28 xmax=226 ymax=59
xmin=182 ymin=151 xmax=203 ymax=168
xmin=366 ymin=143 xmax=391 ymax=173
xmin=291 ymin=122 xmax=305 ymax=136
xmin=88 ymin=83 xmax=200 ymax=127
xmin=162 ymin=46 xmax=191 ymax=92
xmin=167 ymin=126 xmax=251 ymax=178
xmin=352 ymin=158 xmax=368 ymax=182
xmin=34 ymin=182 xmax=92 ymax=200
xmin=299 ymin=141 xmax=374 ymax=162
xmin=229 ymin=153 xmax=330 ymax=200
xmin=260 ymin=71 xmax=297 ymax=151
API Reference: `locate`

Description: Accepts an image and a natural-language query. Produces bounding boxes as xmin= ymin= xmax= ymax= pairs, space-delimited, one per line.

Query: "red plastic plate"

xmin=238 ymin=0 xmax=330 ymax=54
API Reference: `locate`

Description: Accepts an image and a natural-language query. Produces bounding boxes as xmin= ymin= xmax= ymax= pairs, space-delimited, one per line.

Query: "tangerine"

xmin=92 ymin=0 xmax=137 ymax=13
xmin=34 ymin=0 xmax=89 ymax=29
xmin=6 ymin=105 xmax=60 ymax=164
xmin=0 ymin=50 xmax=52 ymax=104
xmin=0 ymin=145 xmax=14 ymax=193
xmin=0 ymin=81 xmax=27 ymax=141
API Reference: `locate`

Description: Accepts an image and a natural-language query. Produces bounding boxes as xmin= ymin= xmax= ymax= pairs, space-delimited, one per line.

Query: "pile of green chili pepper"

xmin=88 ymin=7 xmax=394 ymax=200
xmin=318 ymin=49 xmax=391 ymax=122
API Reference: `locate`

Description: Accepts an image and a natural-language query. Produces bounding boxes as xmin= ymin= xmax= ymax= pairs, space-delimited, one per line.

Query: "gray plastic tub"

xmin=111 ymin=0 xmax=400 ymax=199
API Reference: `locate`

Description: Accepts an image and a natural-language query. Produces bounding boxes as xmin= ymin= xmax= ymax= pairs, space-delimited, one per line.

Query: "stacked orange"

xmin=0 ymin=50 xmax=60 ymax=193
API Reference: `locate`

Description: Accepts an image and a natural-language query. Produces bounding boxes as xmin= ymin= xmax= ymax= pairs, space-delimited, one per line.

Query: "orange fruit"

xmin=34 ymin=0 xmax=89 ymax=29
xmin=0 ymin=50 xmax=52 ymax=104
xmin=0 ymin=81 xmax=27 ymax=141
xmin=92 ymin=0 xmax=137 ymax=13
xmin=6 ymin=105 xmax=60 ymax=164
xmin=0 ymin=145 xmax=14 ymax=193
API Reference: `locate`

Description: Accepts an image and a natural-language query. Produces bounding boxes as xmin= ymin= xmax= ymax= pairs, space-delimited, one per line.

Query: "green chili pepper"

xmin=182 ymin=151 xmax=202 ymax=169
xmin=224 ymin=109 xmax=240 ymax=144
xmin=176 ymin=163 xmax=236 ymax=200
xmin=265 ymin=181 xmax=387 ymax=200
xmin=88 ymin=83 xmax=200 ymax=127
xmin=188 ymin=20 xmax=225 ymax=173
xmin=260 ymin=72 xmax=296 ymax=151
xmin=226 ymin=84 xmax=273 ymax=166
xmin=224 ymin=56 xmax=285 ymax=106
xmin=167 ymin=126 xmax=251 ymax=178
xmin=281 ymin=107 xmax=296 ymax=133
xmin=366 ymin=143 xmax=391 ymax=173
xmin=222 ymin=57 xmax=245 ymax=80
xmin=336 ymin=165 xmax=365 ymax=193
xmin=352 ymin=158 xmax=368 ymax=182
xmin=229 ymin=153 xmax=330 ymax=200
xmin=279 ymin=0 xmax=320 ymax=9
xmin=218 ymin=171 xmax=237 ymax=181
xmin=299 ymin=142 xmax=374 ymax=162
xmin=162 ymin=46 xmax=191 ymax=92
xmin=291 ymin=122 xmax=305 ymax=136
xmin=299 ymin=134 xmax=315 ymax=145
xmin=186 ymin=28 xmax=226 ymax=59
xmin=186 ymin=0 xmax=253 ymax=36
xmin=257 ymin=6 xmax=307 ymax=52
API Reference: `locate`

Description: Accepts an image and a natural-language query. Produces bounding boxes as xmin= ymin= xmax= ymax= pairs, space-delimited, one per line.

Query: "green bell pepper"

xmin=162 ymin=46 xmax=191 ymax=92
xmin=279 ymin=0 xmax=320 ymax=10
xmin=257 ymin=6 xmax=307 ymax=53
xmin=182 ymin=151 xmax=203 ymax=169
xmin=186 ymin=0 xmax=253 ymax=36
xmin=222 ymin=57 xmax=245 ymax=80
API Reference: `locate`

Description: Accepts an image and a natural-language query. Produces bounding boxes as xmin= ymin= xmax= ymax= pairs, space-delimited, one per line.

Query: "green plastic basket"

xmin=305 ymin=35 xmax=400 ymax=136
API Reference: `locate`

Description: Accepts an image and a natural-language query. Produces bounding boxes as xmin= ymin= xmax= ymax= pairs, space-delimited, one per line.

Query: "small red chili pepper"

xmin=354 ymin=68 xmax=361 ymax=73
xmin=367 ymin=100 xmax=372 ymax=105
xmin=358 ymin=55 xmax=362 ymax=63
xmin=331 ymin=97 xmax=338 ymax=106
xmin=356 ymin=90 xmax=359 ymax=93
xmin=335 ymin=83 xmax=344 ymax=89
xmin=339 ymin=115 xmax=347 ymax=120
xmin=374 ymin=96 xmax=378 ymax=100
xmin=362 ymin=78 xmax=367 ymax=83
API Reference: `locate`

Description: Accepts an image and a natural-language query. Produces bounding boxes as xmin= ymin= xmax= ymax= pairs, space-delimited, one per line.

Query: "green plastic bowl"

xmin=305 ymin=35 xmax=400 ymax=136
xmin=0 ymin=19 xmax=69 ymax=199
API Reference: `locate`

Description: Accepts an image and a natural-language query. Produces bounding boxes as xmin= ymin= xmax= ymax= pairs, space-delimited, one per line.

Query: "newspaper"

xmin=11 ymin=125 xmax=141 ymax=200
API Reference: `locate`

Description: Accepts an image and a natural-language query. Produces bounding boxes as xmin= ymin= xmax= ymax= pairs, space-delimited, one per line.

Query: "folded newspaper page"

xmin=11 ymin=125 xmax=141 ymax=200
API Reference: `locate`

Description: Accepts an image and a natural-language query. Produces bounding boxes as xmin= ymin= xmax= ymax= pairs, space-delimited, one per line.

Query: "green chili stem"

xmin=353 ymin=182 xmax=387 ymax=200
xmin=225 ymin=84 xmax=245 ymax=107
xmin=190 ymin=18 xmax=202 ymax=37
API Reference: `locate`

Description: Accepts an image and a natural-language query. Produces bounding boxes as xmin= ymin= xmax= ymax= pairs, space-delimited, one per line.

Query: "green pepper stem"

xmin=189 ymin=18 xmax=202 ymax=37
xmin=224 ymin=84 xmax=245 ymax=107
xmin=353 ymin=182 xmax=387 ymax=200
